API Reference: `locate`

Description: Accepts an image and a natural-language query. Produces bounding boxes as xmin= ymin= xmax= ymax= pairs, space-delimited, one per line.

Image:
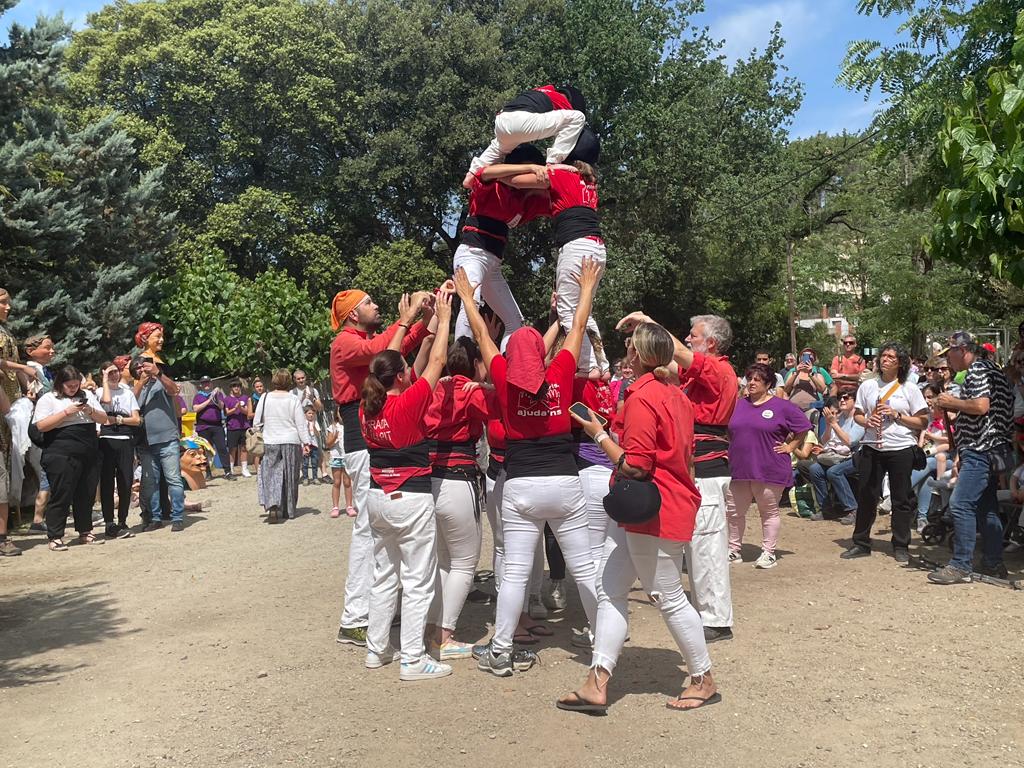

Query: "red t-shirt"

xmin=490 ymin=349 xmax=575 ymax=440
xmin=535 ymin=84 xmax=572 ymax=111
xmin=830 ymin=354 xmax=866 ymax=377
xmin=573 ymin=378 xmax=617 ymax=423
xmin=619 ymin=374 xmax=701 ymax=542
xmin=468 ymin=172 xmax=550 ymax=225
xmin=424 ymin=375 xmax=490 ymax=468
xmin=678 ymin=352 xmax=738 ymax=427
xmin=361 ymin=378 xmax=434 ymax=493
xmin=548 ymin=167 xmax=598 ymax=218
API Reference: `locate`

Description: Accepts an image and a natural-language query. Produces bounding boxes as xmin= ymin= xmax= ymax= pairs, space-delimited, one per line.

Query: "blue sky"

xmin=3 ymin=0 xmax=906 ymax=139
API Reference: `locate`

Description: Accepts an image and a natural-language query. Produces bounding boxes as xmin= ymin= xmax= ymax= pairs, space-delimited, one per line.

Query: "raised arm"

xmin=562 ymin=257 xmax=602 ymax=365
xmin=479 ymin=163 xmax=548 ymax=186
xmin=454 ymin=268 xmax=500 ymax=369
xmin=616 ymin=311 xmax=694 ymax=370
xmin=418 ymin=292 xmax=453 ymax=389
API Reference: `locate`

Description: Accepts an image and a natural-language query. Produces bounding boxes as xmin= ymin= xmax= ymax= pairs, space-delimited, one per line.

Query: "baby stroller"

xmin=919 ymin=477 xmax=1024 ymax=548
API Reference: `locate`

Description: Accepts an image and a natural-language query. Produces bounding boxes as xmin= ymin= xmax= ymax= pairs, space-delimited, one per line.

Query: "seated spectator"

xmin=997 ymin=462 xmax=1024 ymax=553
xmin=739 ymin=351 xmax=785 ymax=397
xmin=784 ymin=348 xmax=834 ymax=412
xmin=830 ymin=335 xmax=865 ymax=392
xmin=795 ymin=392 xmax=864 ymax=521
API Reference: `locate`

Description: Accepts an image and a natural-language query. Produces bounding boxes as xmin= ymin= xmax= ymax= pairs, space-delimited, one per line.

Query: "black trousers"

xmin=41 ymin=448 xmax=99 ymax=540
xmin=544 ymin=523 xmax=566 ymax=580
xmin=853 ymin=446 xmax=915 ymax=551
xmin=99 ymin=439 xmax=135 ymax=527
xmin=197 ymin=425 xmax=230 ymax=475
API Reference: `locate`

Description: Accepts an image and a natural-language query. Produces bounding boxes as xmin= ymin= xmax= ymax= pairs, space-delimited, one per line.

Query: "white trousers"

xmin=470 ymin=109 xmax=586 ymax=172
xmin=366 ymin=489 xmax=437 ymax=664
xmin=493 ymin=475 xmax=597 ymax=654
xmin=429 ymin=477 xmax=483 ymax=630
xmin=453 ymin=245 xmax=523 ymax=350
xmin=556 ymin=238 xmax=608 ymax=374
xmin=579 ymin=464 xmax=612 ymax=572
xmin=683 ymin=475 xmax=734 ymax=628
xmin=340 ymin=449 xmax=374 ymax=629
xmin=592 ymin=524 xmax=712 ymax=676
xmin=485 ymin=470 xmax=542 ymax=608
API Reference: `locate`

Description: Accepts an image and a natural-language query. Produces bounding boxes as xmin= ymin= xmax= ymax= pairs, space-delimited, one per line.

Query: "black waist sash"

xmin=553 ymin=207 xmax=601 ymax=247
xmin=504 ymin=434 xmax=577 ymax=480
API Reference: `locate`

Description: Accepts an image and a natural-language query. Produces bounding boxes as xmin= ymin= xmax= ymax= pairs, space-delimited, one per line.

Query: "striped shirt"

xmin=955 ymin=359 xmax=1013 ymax=452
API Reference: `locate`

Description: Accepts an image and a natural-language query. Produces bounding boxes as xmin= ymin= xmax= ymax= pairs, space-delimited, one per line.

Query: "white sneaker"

xmin=754 ymin=550 xmax=777 ymax=569
xmin=528 ymin=594 xmax=548 ymax=620
xmin=542 ymin=579 xmax=566 ymax=611
xmin=365 ymin=646 xmax=401 ymax=669
xmin=728 ymin=550 xmax=742 ymax=565
xmin=241 ymin=468 xmax=252 ymax=478
xmin=400 ymin=655 xmax=453 ymax=681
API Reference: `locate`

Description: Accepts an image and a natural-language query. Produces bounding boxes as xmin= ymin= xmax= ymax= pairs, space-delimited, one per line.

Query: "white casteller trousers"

xmin=492 ymin=475 xmax=598 ymax=654
xmin=453 ymin=245 xmax=523 ymax=351
xmin=684 ymin=475 xmax=734 ymax=628
xmin=429 ymin=476 xmax=483 ymax=631
xmin=470 ymin=109 xmax=586 ymax=173
xmin=485 ymin=469 xmax=542 ymax=609
xmin=592 ymin=524 xmax=712 ymax=677
xmin=365 ymin=488 xmax=437 ymax=665
xmin=556 ymin=238 xmax=608 ymax=374
xmin=339 ymin=449 xmax=374 ymax=629
xmin=578 ymin=464 xmax=612 ymax=572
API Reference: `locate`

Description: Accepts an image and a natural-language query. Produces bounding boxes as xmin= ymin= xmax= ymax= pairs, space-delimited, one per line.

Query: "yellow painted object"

xmin=181 ymin=412 xmax=196 ymax=437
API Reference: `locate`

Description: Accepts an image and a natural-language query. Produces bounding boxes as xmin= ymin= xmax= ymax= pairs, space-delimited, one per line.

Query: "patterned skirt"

xmin=257 ymin=443 xmax=302 ymax=518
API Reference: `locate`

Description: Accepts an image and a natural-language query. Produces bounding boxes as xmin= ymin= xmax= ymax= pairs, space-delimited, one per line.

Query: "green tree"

xmin=929 ymin=10 xmax=1024 ymax=283
xmin=352 ymin=240 xmax=448 ymax=325
xmin=0 ymin=1 xmax=172 ymax=369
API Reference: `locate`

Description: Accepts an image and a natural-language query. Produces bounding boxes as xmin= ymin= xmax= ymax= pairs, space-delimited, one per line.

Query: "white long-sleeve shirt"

xmin=254 ymin=392 xmax=310 ymax=445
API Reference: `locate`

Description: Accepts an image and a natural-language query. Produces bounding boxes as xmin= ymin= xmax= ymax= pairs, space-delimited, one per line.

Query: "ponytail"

xmin=652 ymin=365 xmax=671 ymax=382
xmin=573 ymin=161 xmax=597 ymax=185
xmin=361 ymin=350 xmax=405 ymax=419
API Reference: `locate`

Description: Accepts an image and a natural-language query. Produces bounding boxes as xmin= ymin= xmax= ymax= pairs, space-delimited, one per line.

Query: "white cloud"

xmin=708 ymin=0 xmax=837 ymax=64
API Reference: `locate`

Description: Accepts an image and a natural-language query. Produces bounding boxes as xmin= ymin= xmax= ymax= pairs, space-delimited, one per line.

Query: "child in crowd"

xmin=325 ymin=414 xmax=355 ymax=519
xmin=921 ymin=383 xmax=953 ymax=478
xmin=302 ymin=405 xmax=322 ymax=485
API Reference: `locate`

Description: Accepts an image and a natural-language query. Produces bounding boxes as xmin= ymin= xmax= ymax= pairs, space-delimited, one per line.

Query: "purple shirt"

xmin=224 ymin=395 xmax=251 ymax=431
xmin=727 ymin=396 xmax=811 ymax=486
xmin=194 ymin=391 xmax=224 ymax=427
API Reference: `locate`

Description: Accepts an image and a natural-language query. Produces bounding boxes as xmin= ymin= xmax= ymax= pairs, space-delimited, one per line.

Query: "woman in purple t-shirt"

xmin=726 ymin=363 xmax=811 ymax=569
xmin=224 ymin=381 xmax=252 ymax=478
xmin=193 ymin=376 xmax=233 ymax=481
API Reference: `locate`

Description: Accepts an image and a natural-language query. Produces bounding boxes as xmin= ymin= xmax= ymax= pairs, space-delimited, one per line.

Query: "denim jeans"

xmin=302 ymin=446 xmax=320 ymax=480
xmin=948 ymin=449 xmax=1005 ymax=572
xmin=802 ymin=458 xmax=858 ymax=513
xmin=910 ymin=456 xmax=937 ymax=521
xmin=140 ymin=440 xmax=186 ymax=523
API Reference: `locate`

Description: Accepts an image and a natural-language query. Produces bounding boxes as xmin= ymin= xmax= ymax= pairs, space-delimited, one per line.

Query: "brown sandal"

xmin=77 ymin=532 xmax=105 ymax=545
xmin=49 ymin=539 xmax=69 ymax=552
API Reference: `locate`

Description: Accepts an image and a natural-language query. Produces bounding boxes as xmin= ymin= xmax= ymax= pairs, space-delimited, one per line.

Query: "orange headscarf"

xmin=331 ymin=290 xmax=368 ymax=331
xmin=134 ymin=322 xmax=164 ymax=349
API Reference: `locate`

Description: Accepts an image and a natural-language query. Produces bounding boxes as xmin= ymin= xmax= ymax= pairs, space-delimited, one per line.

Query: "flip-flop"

xmin=523 ymin=623 xmax=554 ymax=637
xmin=512 ymin=630 xmax=539 ymax=645
xmin=666 ymin=692 xmax=722 ymax=711
xmin=556 ymin=691 xmax=608 ymax=716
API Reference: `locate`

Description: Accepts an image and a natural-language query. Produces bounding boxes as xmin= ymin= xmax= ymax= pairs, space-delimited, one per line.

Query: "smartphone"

xmin=140 ymin=356 xmax=154 ymax=364
xmin=800 ymin=353 xmax=812 ymax=364
xmin=569 ymin=401 xmax=608 ymax=428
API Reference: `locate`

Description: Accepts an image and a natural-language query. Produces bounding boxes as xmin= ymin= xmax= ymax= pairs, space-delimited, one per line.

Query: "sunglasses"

xmin=925 ymin=366 xmax=950 ymax=372
xmin=838 ymin=394 xmax=853 ymax=400
xmin=843 ymin=340 xmax=856 ymax=345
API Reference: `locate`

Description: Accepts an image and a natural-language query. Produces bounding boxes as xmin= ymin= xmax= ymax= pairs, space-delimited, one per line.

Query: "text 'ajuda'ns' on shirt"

xmin=489 ymin=348 xmax=578 ymax=480
xmin=361 ymin=377 xmax=434 ymax=494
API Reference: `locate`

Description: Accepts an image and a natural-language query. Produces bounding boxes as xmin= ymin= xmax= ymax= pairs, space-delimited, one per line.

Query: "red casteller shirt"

xmin=330 ymin=322 xmax=430 ymax=406
xmin=490 ymin=349 xmax=575 ymax=440
xmin=548 ymin=167 xmax=598 ymax=217
xmin=618 ymin=373 xmax=701 ymax=542
xmin=361 ymin=377 xmax=434 ymax=493
xmin=424 ymin=375 xmax=491 ymax=469
xmin=678 ymin=351 xmax=738 ymax=472
xmin=468 ymin=172 xmax=550 ymax=227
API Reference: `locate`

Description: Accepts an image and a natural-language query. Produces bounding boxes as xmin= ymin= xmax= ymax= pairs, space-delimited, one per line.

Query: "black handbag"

xmin=603 ymin=455 xmax=661 ymax=525
xmin=911 ymin=445 xmax=928 ymax=470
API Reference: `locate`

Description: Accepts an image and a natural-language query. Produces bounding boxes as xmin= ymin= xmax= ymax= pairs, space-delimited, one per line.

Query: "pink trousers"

xmin=726 ymin=480 xmax=784 ymax=555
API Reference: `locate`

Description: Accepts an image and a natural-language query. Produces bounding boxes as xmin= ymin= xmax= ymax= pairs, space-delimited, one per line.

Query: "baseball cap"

xmin=938 ymin=330 xmax=976 ymax=356
xmin=982 ymin=342 xmax=996 ymax=354
xmin=199 ymin=375 xmax=212 ymax=384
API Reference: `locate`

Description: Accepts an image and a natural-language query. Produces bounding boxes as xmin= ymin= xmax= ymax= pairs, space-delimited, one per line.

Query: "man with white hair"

xmin=617 ymin=312 xmax=736 ymax=643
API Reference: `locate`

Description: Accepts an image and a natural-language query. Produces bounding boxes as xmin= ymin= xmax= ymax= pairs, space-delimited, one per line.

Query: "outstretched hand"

xmin=569 ymin=405 xmax=604 ymax=439
xmin=616 ymin=311 xmax=654 ymax=334
xmin=453 ymin=267 xmax=476 ymax=303
xmin=574 ymin=256 xmax=602 ymax=295
xmin=434 ymin=290 xmax=452 ymax=322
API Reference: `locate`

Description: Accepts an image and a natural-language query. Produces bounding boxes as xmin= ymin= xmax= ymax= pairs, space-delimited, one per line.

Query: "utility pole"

xmin=786 ymin=239 xmax=797 ymax=355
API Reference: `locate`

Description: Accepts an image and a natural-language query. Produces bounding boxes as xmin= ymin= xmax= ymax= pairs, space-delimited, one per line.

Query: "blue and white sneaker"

xmin=439 ymin=640 xmax=475 ymax=661
xmin=400 ymin=655 xmax=453 ymax=681
xmin=364 ymin=646 xmax=401 ymax=669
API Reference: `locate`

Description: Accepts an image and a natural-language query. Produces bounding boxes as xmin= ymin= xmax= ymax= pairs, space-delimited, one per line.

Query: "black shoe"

xmin=840 ymin=545 xmax=871 ymax=559
xmin=927 ymin=564 xmax=972 ymax=585
xmin=224 ymin=473 xmax=236 ymax=481
xmin=143 ymin=521 xmax=164 ymax=532
xmin=978 ymin=562 xmax=1009 ymax=579
xmin=703 ymin=626 xmax=733 ymax=644
xmin=466 ymin=588 xmax=494 ymax=605
xmin=893 ymin=549 xmax=910 ymax=564
xmin=28 ymin=522 xmax=46 ymax=533
xmin=170 ymin=521 xmax=184 ymax=532
xmin=105 ymin=524 xmax=120 ymax=538
xmin=107 ymin=524 xmax=134 ymax=539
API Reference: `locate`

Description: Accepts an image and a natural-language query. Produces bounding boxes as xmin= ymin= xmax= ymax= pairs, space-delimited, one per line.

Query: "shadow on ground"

xmin=0 ymin=581 xmax=137 ymax=688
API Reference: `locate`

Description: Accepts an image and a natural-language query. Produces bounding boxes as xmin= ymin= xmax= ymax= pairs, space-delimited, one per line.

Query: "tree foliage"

xmin=0 ymin=2 xmax=172 ymax=369
xmin=929 ymin=10 xmax=1024 ymax=283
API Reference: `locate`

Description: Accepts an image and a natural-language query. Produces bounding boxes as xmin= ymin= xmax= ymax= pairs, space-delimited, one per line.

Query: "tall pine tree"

xmin=0 ymin=0 xmax=172 ymax=370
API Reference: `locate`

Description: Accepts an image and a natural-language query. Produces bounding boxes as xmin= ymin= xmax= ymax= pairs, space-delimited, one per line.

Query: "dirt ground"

xmin=2 ymin=474 xmax=1023 ymax=768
